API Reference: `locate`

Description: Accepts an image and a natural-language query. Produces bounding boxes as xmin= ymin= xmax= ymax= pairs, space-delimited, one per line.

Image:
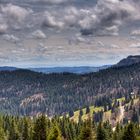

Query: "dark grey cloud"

xmin=0 ymin=0 xmax=140 ymax=38
xmin=80 ymin=0 xmax=140 ymax=36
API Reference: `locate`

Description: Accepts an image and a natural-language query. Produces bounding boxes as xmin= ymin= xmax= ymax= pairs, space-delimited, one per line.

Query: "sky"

xmin=0 ymin=0 xmax=140 ymax=67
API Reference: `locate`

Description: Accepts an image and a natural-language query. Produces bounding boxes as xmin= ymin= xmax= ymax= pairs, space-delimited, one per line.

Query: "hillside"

xmin=0 ymin=60 xmax=140 ymax=116
xmin=70 ymin=96 xmax=140 ymax=127
xmin=116 ymin=55 xmax=140 ymax=67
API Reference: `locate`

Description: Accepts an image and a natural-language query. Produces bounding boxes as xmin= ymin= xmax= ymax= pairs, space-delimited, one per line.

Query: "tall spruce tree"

xmin=8 ymin=120 xmax=20 ymax=140
xmin=22 ymin=118 xmax=30 ymax=140
xmin=97 ymin=122 xmax=108 ymax=140
xmin=48 ymin=123 xmax=62 ymax=140
xmin=0 ymin=126 xmax=5 ymax=140
xmin=122 ymin=123 xmax=136 ymax=140
xmin=78 ymin=126 xmax=93 ymax=140
xmin=33 ymin=114 xmax=46 ymax=140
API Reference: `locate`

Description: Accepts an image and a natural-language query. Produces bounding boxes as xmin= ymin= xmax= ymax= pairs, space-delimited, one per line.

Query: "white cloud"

xmin=0 ymin=24 xmax=8 ymax=34
xmin=110 ymin=44 xmax=120 ymax=48
xmin=29 ymin=0 xmax=70 ymax=4
xmin=42 ymin=11 xmax=64 ymax=29
xmin=31 ymin=30 xmax=46 ymax=39
xmin=131 ymin=29 xmax=140 ymax=36
xmin=69 ymin=34 xmax=91 ymax=45
xmin=129 ymin=43 xmax=140 ymax=48
xmin=2 ymin=34 xmax=20 ymax=43
xmin=1 ymin=4 xmax=30 ymax=22
xmin=0 ymin=4 xmax=32 ymax=30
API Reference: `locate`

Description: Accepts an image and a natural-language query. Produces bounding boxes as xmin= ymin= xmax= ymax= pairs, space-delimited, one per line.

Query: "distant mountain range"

xmin=0 ymin=65 xmax=110 ymax=74
xmin=29 ymin=65 xmax=110 ymax=74
xmin=0 ymin=66 xmax=17 ymax=71
xmin=1 ymin=55 xmax=140 ymax=74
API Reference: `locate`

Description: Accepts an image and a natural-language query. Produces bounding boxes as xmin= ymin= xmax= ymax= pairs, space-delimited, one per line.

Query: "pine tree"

xmin=48 ymin=123 xmax=62 ymax=140
xmin=86 ymin=106 xmax=90 ymax=114
xmin=0 ymin=127 xmax=5 ymax=140
xmin=79 ymin=109 xmax=83 ymax=117
xmin=22 ymin=118 xmax=30 ymax=140
xmin=113 ymin=123 xmax=122 ymax=140
xmin=8 ymin=120 xmax=20 ymax=140
xmin=78 ymin=119 xmax=96 ymax=140
xmin=33 ymin=114 xmax=46 ymax=140
xmin=103 ymin=121 xmax=112 ymax=138
xmin=78 ymin=126 xmax=93 ymax=140
xmin=0 ymin=117 xmax=5 ymax=140
xmin=131 ymin=109 xmax=139 ymax=123
xmin=69 ymin=110 xmax=74 ymax=117
xmin=97 ymin=122 xmax=108 ymax=140
xmin=122 ymin=123 xmax=136 ymax=140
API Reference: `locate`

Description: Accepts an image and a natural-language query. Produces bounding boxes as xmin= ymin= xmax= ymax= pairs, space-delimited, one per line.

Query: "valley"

xmin=0 ymin=57 xmax=140 ymax=139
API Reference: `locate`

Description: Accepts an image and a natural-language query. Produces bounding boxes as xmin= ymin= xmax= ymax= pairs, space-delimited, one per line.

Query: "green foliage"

xmin=48 ymin=124 xmax=62 ymax=140
xmin=33 ymin=115 xmax=47 ymax=140
xmin=8 ymin=120 xmax=20 ymax=140
xmin=122 ymin=123 xmax=137 ymax=140
xmin=22 ymin=118 xmax=30 ymax=140
xmin=86 ymin=106 xmax=90 ymax=114
xmin=113 ymin=123 xmax=123 ymax=140
xmin=0 ymin=127 xmax=5 ymax=140
xmin=97 ymin=122 xmax=108 ymax=140
xmin=0 ymin=114 xmax=139 ymax=140
xmin=79 ymin=126 xmax=93 ymax=140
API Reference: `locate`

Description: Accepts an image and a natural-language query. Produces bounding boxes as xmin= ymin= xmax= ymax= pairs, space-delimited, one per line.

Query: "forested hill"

xmin=115 ymin=55 xmax=140 ymax=67
xmin=0 ymin=62 xmax=140 ymax=116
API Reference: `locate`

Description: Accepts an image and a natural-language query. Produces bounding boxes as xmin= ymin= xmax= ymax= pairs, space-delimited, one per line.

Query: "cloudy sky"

xmin=0 ymin=0 xmax=140 ymax=67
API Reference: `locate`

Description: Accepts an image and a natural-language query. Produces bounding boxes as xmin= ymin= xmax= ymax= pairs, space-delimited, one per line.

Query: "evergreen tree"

xmin=86 ymin=106 xmax=90 ymax=114
xmin=69 ymin=110 xmax=74 ymax=118
xmin=48 ymin=123 xmax=62 ymax=140
xmin=113 ymin=123 xmax=122 ymax=140
xmin=78 ymin=126 xmax=93 ymax=140
xmin=78 ymin=119 xmax=96 ymax=140
xmin=79 ymin=109 xmax=83 ymax=117
xmin=97 ymin=122 xmax=108 ymax=140
xmin=131 ymin=110 xmax=139 ymax=123
xmin=0 ymin=126 xmax=5 ymax=140
xmin=8 ymin=120 xmax=20 ymax=140
xmin=33 ymin=115 xmax=46 ymax=140
xmin=103 ymin=121 xmax=112 ymax=138
xmin=22 ymin=118 xmax=30 ymax=140
xmin=122 ymin=123 xmax=136 ymax=140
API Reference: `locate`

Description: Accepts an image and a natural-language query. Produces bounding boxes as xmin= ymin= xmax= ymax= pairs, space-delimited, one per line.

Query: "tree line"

xmin=0 ymin=114 xmax=140 ymax=140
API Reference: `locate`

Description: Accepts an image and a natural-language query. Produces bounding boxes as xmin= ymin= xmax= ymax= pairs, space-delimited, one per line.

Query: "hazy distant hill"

xmin=2 ymin=55 xmax=140 ymax=73
xmin=29 ymin=65 xmax=110 ymax=74
xmin=0 ymin=66 xmax=17 ymax=71
xmin=0 ymin=66 xmax=110 ymax=74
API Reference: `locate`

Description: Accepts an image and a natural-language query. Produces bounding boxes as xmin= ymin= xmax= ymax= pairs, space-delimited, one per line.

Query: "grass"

xmin=71 ymin=97 xmax=126 ymax=122
xmin=71 ymin=106 xmax=103 ymax=122
xmin=117 ymin=97 xmax=125 ymax=102
xmin=70 ymin=96 xmax=139 ymax=122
